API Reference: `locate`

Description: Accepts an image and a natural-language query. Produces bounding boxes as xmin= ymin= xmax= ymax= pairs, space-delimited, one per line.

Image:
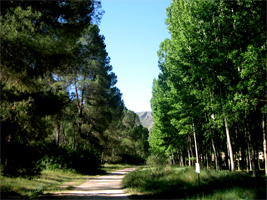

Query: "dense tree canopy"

xmin=150 ymin=0 xmax=266 ymax=176
xmin=1 ymin=0 xmax=101 ymax=143
xmin=1 ymin=0 xmax=149 ymax=176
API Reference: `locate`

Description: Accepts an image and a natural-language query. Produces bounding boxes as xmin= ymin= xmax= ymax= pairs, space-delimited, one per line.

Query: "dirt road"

xmin=44 ymin=167 xmax=137 ymax=199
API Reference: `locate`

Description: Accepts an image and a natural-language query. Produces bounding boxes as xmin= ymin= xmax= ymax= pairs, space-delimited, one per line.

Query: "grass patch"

xmin=0 ymin=168 xmax=91 ymax=199
xmin=0 ymin=164 xmax=137 ymax=199
xmin=122 ymin=165 xmax=266 ymax=199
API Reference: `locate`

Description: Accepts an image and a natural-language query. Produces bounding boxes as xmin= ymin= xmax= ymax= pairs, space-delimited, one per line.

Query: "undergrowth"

xmin=122 ymin=165 xmax=266 ymax=199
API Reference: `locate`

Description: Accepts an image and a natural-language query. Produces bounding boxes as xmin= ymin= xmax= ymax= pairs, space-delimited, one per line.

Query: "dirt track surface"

xmin=44 ymin=167 xmax=137 ymax=199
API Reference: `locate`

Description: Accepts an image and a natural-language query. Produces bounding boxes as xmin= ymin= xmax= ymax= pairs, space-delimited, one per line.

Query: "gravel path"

xmin=45 ymin=167 xmax=137 ymax=199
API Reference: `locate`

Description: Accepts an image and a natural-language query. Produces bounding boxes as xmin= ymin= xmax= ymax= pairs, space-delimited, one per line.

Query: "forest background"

xmin=1 ymin=0 xmax=149 ymax=177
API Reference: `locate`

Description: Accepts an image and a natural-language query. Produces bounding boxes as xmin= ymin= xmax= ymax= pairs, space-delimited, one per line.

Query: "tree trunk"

xmin=224 ymin=117 xmax=235 ymax=171
xmin=181 ymin=154 xmax=184 ymax=166
xmin=176 ymin=151 xmax=180 ymax=166
xmin=171 ymin=149 xmax=175 ymax=165
xmin=263 ymin=115 xmax=267 ymax=175
xmin=247 ymin=141 xmax=252 ymax=172
xmin=224 ymin=145 xmax=229 ymax=169
xmin=240 ymin=129 xmax=246 ymax=170
xmin=210 ymin=128 xmax=219 ymax=170
xmin=56 ymin=123 xmax=60 ymax=146
xmin=101 ymin=150 xmax=105 ymax=164
xmin=246 ymin=120 xmax=257 ymax=177
xmin=209 ymin=152 xmax=212 ymax=168
xmin=217 ymin=132 xmax=223 ymax=170
xmin=235 ymin=124 xmax=240 ymax=171
xmin=188 ymin=148 xmax=191 ymax=166
xmin=237 ymin=154 xmax=241 ymax=171
xmin=252 ymin=146 xmax=257 ymax=177
xmin=248 ymin=130 xmax=257 ymax=177
xmin=189 ymin=136 xmax=195 ymax=166
xmin=62 ymin=122 xmax=67 ymax=145
xmin=256 ymin=148 xmax=261 ymax=170
xmin=193 ymin=123 xmax=199 ymax=164
xmin=167 ymin=153 xmax=172 ymax=165
xmin=245 ymin=126 xmax=252 ymax=172
xmin=226 ymin=144 xmax=231 ymax=170
xmin=187 ymin=135 xmax=191 ymax=166
xmin=75 ymin=79 xmax=84 ymax=137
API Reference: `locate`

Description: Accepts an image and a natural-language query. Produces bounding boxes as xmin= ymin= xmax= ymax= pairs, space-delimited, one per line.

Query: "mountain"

xmin=136 ymin=111 xmax=154 ymax=132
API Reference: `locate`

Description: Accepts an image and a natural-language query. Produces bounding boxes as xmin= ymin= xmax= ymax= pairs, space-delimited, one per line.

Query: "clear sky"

xmin=99 ymin=0 xmax=171 ymax=113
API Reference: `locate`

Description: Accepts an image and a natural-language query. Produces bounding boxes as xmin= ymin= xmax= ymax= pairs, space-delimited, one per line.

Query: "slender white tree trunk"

xmin=224 ymin=118 xmax=235 ymax=171
xmin=193 ymin=123 xmax=199 ymax=164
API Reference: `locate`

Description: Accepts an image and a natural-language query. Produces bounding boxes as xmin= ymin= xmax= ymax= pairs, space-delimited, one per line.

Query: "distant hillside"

xmin=137 ymin=111 xmax=154 ymax=132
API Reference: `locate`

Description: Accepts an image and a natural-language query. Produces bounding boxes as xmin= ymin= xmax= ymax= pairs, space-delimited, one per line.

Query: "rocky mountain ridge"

xmin=136 ymin=111 xmax=154 ymax=132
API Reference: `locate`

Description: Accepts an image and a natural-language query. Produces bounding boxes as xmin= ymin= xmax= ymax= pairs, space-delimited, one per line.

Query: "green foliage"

xmin=1 ymin=141 xmax=43 ymax=178
xmin=1 ymin=81 xmax=68 ymax=144
xmin=101 ymin=108 xmax=149 ymax=164
xmin=0 ymin=0 xmax=138 ymax=175
xmin=151 ymin=0 xmax=266 ymax=173
xmin=1 ymin=141 xmax=102 ymax=177
xmin=122 ymin=165 xmax=266 ymax=199
xmin=41 ymin=142 xmax=101 ymax=175
xmin=1 ymin=0 xmax=102 ymax=148
xmin=146 ymin=151 xmax=167 ymax=166
xmin=0 ymin=0 xmax=151 ymax=180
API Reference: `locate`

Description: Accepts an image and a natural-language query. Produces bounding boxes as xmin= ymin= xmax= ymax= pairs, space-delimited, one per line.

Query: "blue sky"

xmin=99 ymin=0 xmax=171 ymax=113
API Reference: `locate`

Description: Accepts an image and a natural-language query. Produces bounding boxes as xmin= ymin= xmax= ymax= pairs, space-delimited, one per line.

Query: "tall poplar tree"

xmin=151 ymin=0 xmax=266 ymax=175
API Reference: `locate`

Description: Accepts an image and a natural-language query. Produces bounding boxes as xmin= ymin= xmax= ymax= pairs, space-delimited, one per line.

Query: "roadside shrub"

xmin=71 ymin=147 xmax=101 ymax=174
xmin=41 ymin=142 xmax=101 ymax=174
xmin=41 ymin=141 xmax=72 ymax=170
xmin=146 ymin=152 xmax=167 ymax=166
xmin=1 ymin=141 xmax=102 ymax=177
xmin=1 ymin=141 xmax=43 ymax=178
